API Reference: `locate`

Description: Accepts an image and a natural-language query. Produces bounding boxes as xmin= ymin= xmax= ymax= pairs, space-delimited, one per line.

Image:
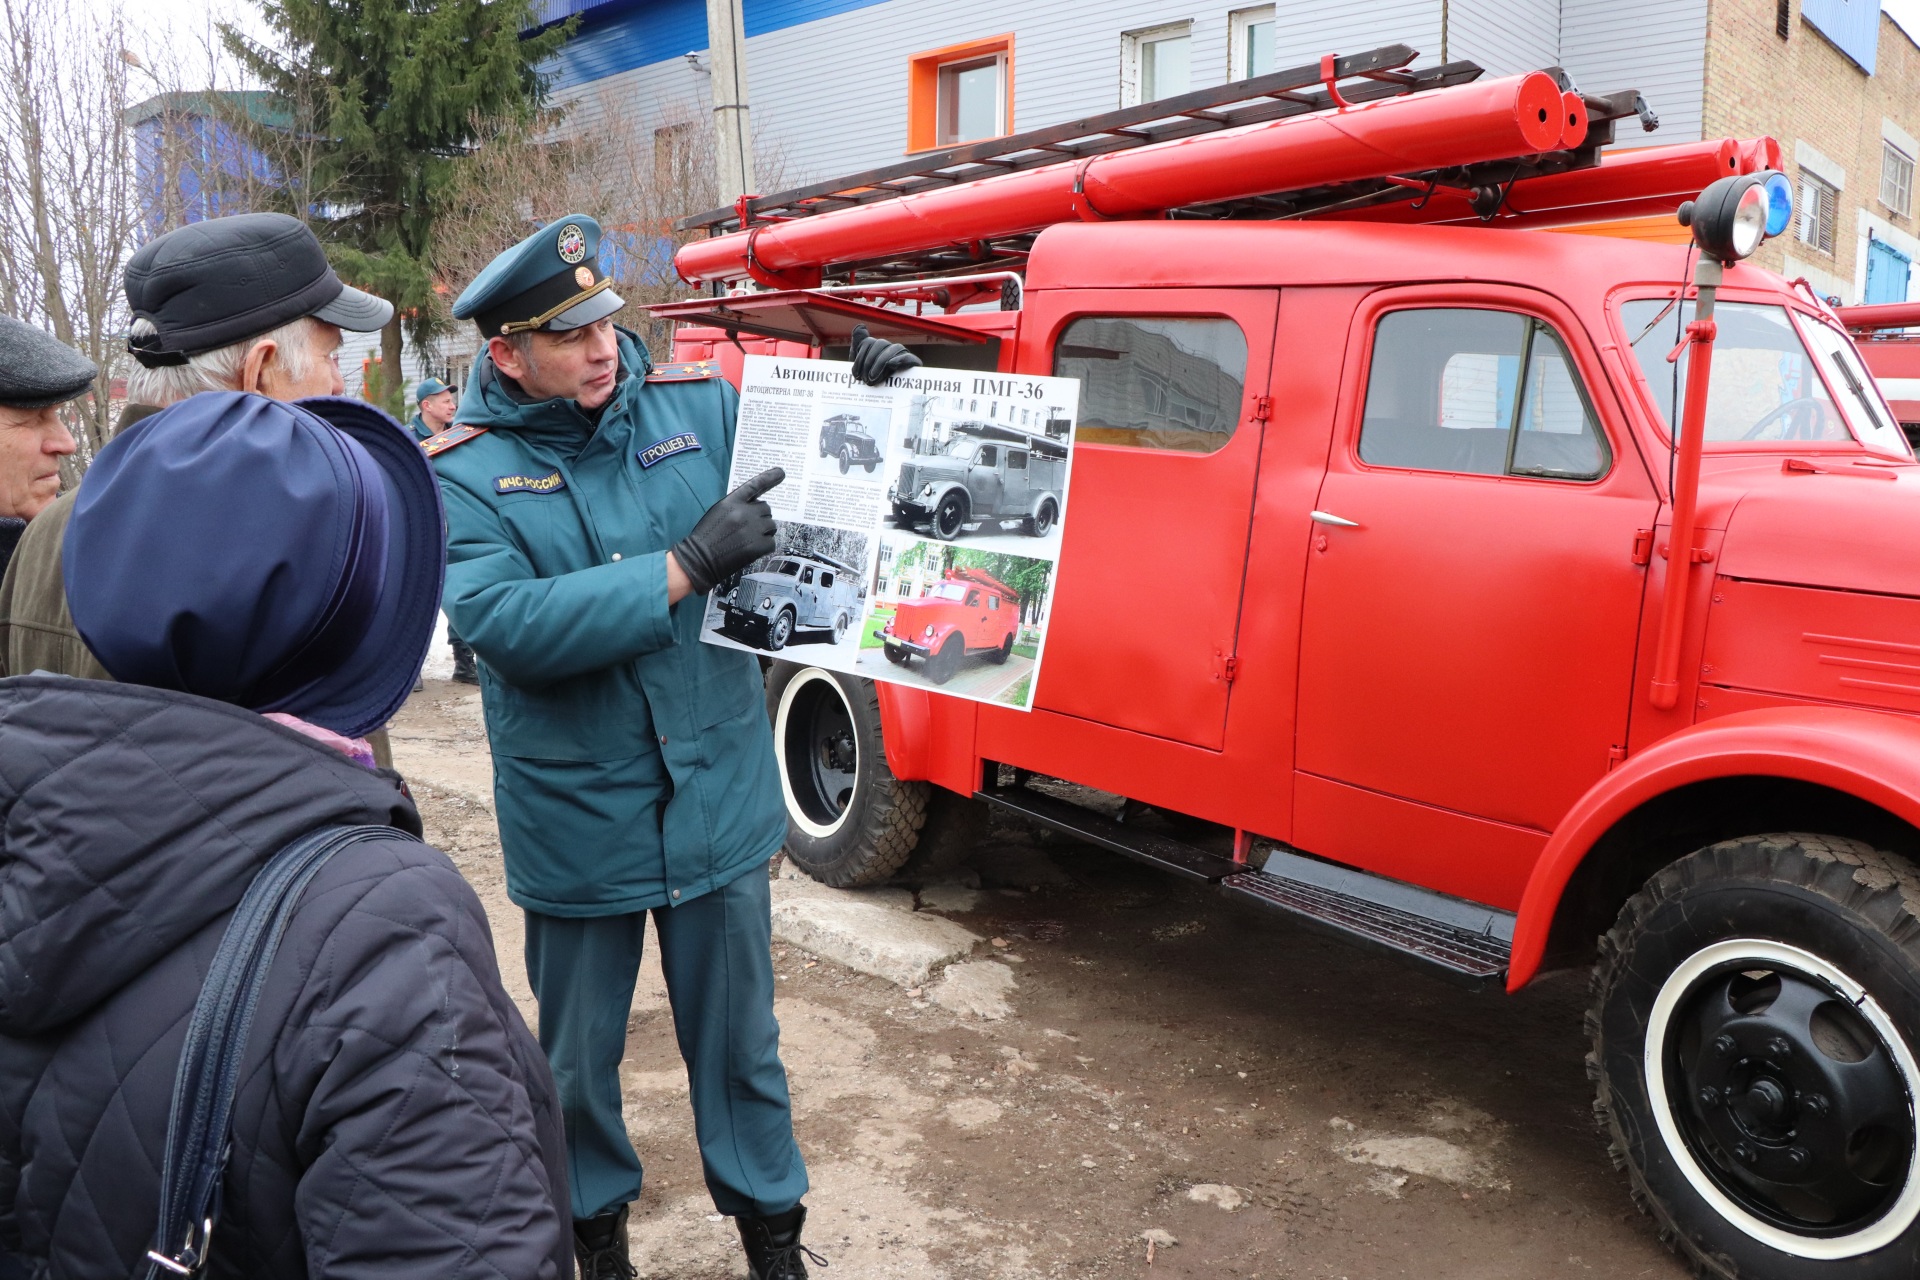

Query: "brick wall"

xmin=1701 ymin=0 xmax=1920 ymax=299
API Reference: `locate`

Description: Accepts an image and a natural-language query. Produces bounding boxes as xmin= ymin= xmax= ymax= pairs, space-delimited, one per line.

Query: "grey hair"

xmin=125 ymin=316 xmax=322 ymax=407
xmin=497 ymin=330 xmax=538 ymax=375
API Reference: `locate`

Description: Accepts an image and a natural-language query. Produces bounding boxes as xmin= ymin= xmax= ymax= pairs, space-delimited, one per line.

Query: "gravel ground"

xmin=389 ymin=677 xmax=1689 ymax=1279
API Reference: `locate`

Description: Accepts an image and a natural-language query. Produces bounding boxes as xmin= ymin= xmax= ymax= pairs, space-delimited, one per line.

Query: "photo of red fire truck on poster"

xmin=700 ymin=354 xmax=1079 ymax=710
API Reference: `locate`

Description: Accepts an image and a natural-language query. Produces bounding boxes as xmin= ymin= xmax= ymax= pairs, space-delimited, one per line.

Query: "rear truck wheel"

xmin=838 ymin=445 xmax=853 ymax=475
xmin=986 ymin=632 xmax=1013 ymax=664
xmin=765 ymin=607 xmax=795 ymax=651
xmin=1589 ymin=834 xmax=1920 ymax=1279
xmin=831 ymin=612 xmax=849 ymax=644
xmin=926 ymin=634 xmax=963 ymax=685
xmin=898 ymin=787 xmax=991 ymax=880
xmin=766 ymin=664 xmax=923 ymax=887
xmin=1024 ymin=499 xmax=1058 ymax=537
xmin=932 ymin=491 xmax=969 ymax=541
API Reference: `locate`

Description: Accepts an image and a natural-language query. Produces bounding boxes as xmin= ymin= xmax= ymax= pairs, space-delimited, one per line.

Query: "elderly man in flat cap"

xmin=0 ymin=315 xmax=91 ymax=578
xmin=0 ymin=212 xmax=392 ymax=686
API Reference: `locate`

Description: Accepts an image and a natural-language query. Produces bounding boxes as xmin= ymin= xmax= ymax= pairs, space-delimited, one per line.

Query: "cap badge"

xmin=557 ymin=223 xmax=588 ymax=264
xmin=575 ymin=265 xmax=595 ymax=289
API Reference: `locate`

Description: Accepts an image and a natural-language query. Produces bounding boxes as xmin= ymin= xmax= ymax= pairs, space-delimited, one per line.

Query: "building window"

xmin=1799 ymin=171 xmax=1839 ymax=253
xmin=1122 ymin=22 xmax=1192 ymax=106
xmin=1883 ymin=142 xmax=1915 ymax=217
xmin=907 ymin=36 xmax=1013 ymax=151
xmin=1229 ymin=6 xmax=1275 ymax=80
xmin=1777 ymin=0 xmax=1791 ymax=38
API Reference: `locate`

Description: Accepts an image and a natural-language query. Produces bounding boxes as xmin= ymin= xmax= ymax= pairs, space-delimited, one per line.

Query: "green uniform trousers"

xmin=524 ymin=865 xmax=807 ymax=1221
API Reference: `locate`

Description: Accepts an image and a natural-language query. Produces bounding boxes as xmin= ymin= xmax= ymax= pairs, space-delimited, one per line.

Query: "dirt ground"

xmin=389 ymin=675 xmax=1689 ymax=1280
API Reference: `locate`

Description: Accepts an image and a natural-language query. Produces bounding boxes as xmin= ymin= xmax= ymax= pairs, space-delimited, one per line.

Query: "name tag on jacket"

xmin=638 ymin=433 xmax=701 ymax=469
xmin=493 ymin=470 xmax=567 ymax=495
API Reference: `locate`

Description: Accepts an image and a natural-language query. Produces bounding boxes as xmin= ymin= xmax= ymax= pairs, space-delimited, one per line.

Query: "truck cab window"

xmin=820 ymin=572 xmax=835 ymax=589
xmin=977 ymin=445 xmax=998 ymax=467
xmin=1053 ymin=315 xmax=1248 ymax=453
xmin=1008 ymin=450 xmax=1028 ymax=469
xmin=1360 ymin=308 xmax=1609 ymax=480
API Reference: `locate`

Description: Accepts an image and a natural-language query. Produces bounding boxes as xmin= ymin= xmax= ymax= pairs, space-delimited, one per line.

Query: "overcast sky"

xmin=104 ymin=0 xmax=1920 ymax=92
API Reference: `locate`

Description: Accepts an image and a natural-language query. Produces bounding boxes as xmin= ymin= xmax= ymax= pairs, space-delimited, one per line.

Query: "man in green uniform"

xmin=431 ymin=215 xmax=917 ymax=1280
xmin=408 ymin=374 xmax=458 ymax=442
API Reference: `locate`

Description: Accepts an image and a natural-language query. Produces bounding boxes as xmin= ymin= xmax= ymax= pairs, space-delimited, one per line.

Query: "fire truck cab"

xmin=662 ymin=49 xmax=1920 ymax=1279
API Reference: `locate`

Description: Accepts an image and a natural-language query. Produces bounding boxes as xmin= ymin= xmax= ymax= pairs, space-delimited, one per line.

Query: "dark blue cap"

xmin=64 ymin=391 xmax=445 ymax=738
xmin=452 ymin=214 xmax=624 ymax=337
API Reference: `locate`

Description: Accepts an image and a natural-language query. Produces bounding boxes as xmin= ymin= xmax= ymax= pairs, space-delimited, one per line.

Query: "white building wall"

xmin=1273 ymin=0 xmax=1443 ymax=76
xmin=1559 ymin=0 xmax=1708 ymax=146
xmin=1447 ymin=0 xmax=1559 ymax=76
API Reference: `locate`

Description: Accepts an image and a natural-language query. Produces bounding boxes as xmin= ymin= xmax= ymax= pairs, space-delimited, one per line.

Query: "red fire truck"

xmin=881 ymin=567 xmax=1020 ymax=683
xmin=657 ymin=47 xmax=1920 ymax=1277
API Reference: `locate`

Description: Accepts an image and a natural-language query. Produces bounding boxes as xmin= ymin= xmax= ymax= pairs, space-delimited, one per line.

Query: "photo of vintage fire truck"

xmin=878 ymin=565 xmax=1020 ymax=685
xmin=818 ymin=408 xmax=885 ymax=475
xmin=713 ymin=547 xmax=868 ymax=651
xmin=655 ymin=46 xmax=1920 ymax=1278
xmin=888 ymin=421 xmax=1067 ymax=542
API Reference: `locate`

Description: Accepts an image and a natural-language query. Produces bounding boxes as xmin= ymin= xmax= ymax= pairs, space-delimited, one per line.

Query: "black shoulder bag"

xmin=140 ymin=825 xmax=395 ymax=1279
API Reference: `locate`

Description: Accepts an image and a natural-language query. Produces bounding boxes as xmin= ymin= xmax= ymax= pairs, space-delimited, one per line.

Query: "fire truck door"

xmin=970 ymin=444 xmax=1006 ymax=516
xmin=1029 ymin=289 xmax=1276 ymax=749
xmin=1294 ymin=295 xmax=1656 ymax=890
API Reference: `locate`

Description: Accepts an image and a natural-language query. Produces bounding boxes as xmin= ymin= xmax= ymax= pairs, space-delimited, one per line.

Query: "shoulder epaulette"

xmin=422 ymin=423 xmax=489 ymax=458
xmin=645 ymin=360 xmax=725 ymax=383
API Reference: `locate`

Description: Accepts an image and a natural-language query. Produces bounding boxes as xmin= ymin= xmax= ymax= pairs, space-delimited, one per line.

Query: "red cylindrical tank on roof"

xmin=675 ymin=71 xmax=1574 ymax=287
xmin=1316 ymin=136 xmax=1782 ymax=229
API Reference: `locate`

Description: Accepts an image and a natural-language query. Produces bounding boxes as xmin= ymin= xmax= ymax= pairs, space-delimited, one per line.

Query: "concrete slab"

xmin=929 ymin=960 xmax=1016 ymax=1019
xmin=770 ymin=880 xmax=981 ymax=988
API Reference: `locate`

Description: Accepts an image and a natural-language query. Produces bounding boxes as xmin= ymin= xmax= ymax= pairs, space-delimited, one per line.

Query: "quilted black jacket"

xmin=0 ymin=676 xmax=570 ymax=1279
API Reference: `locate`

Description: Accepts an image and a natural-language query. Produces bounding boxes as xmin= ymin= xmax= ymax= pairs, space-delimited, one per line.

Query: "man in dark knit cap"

xmin=0 ymin=314 xmax=92 ymax=578
xmin=0 ymin=214 xmax=392 ymax=738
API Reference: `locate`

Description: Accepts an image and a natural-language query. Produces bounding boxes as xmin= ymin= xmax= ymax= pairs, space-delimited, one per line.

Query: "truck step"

xmin=974 ymin=785 xmax=1242 ymax=883
xmin=1222 ymin=850 xmax=1514 ymax=990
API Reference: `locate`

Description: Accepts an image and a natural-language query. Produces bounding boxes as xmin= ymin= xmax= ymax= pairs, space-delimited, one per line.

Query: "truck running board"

xmin=974 ymin=785 xmax=1242 ymax=883
xmin=975 ymin=783 xmax=1513 ymax=989
xmin=1223 ymin=851 xmax=1514 ymax=991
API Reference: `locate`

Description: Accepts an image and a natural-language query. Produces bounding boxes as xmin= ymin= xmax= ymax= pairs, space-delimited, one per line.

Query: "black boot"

xmin=450 ymin=635 xmax=478 ymax=685
xmin=736 ymin=1204 xmax=826 ymax=1280
xmin=573 ymin=1204 xmax=637 ymax=1280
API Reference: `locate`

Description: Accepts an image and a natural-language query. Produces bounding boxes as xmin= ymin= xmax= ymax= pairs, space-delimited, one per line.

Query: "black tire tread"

xmin=1587 ymin=833 xmax=1920 ymax=1280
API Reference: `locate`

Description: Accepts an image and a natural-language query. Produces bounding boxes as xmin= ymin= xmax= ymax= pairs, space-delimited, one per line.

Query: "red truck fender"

xmin=1510 ymin=706 xmax=1920 ymax=990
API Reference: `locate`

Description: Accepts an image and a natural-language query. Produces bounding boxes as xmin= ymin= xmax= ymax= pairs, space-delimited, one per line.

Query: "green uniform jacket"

xmin=432 ymin=329 xmax=784 ymax=916
xmin=409 ymin=413 xmax=433 ymax=443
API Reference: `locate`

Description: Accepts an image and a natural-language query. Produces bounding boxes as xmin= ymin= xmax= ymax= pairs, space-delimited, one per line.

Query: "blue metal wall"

xmin=543 ymin=0 xmax=892 ymax=89
xmin=1801 ymin=0 xmax=1879 ymax=73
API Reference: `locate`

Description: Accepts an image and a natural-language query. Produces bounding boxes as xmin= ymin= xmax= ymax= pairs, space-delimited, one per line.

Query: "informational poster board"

xmin=700 ymin=355 xmax=1081 ymax=711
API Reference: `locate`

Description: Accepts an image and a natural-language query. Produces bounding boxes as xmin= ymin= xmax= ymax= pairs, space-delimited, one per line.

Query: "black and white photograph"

xmin=702 ymin=522 xmax=873 ymax=654
xmin=885 ymin=389 xmax=1073 ymax=558
xmin=810 ymin=402 xmax=890 ymax=478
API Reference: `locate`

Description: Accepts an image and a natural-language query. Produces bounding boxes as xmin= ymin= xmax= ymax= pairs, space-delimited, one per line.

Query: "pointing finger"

xmin=735 ymin=467 xmax=786 ymax=501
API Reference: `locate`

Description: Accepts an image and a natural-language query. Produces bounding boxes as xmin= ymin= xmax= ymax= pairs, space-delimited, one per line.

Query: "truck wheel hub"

xmin=1652 ymin=940 xmax=1919 ymax=1248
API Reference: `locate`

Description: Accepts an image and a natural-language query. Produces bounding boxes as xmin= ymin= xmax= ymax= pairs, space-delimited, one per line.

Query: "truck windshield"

xmin=928 ymin=582 xmax=971 ymax=601
xmin=775 ymin=561 xmax=801 ymax=576
xmin=939 ymin=438 xmax=978 ymax=458
xmin=1623 ymin=298 xmax=1909 ymax=456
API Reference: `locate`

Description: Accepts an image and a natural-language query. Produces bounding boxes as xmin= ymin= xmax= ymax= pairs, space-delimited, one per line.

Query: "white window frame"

xmin=1799 ymin=171 xmax=1839 ymax=254
xmin=1882 ymin=140 xmax=1915 ymax=218
xmin=934 ymin=52 xmax=1008 ymax=146
xmin=1228 ymin=5 xmax=1275 ymax=81
xmin=1120 ymin=20 xmax=1192 ymax=107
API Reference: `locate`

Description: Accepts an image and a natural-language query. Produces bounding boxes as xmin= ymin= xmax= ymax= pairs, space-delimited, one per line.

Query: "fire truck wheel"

xmin=766 ymin=607 xmax=795 ymax=651
xmin=1589 ymin=834 xmax=1920 ymax=1279
xmin=883 ymin=644 xmax=908 ymax=665
xmin=926 ymin=635 xmax=962 ymax=685
xmin=766 ymin=663 xmax=923 ymax=888
xmin=932 ymin=491 xmax=969 ymax=541
xmin=831 ymin=612 xmax=850 ymax=644
xmin=863 ymin=461 xmax=878 ymax=473
xmin=897 ymin=788 xmax=991 ymax=879
xmin=986 ymin=633 xmax=1013 ymax=665
xmin=1025 ymin=500 xmax=1057 ymax=537
xmin=838 ymin=446 xmax=853 ymax=475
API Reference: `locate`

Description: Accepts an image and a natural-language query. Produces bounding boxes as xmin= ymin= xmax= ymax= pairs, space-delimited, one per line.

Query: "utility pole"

xmin=704 ymin=0 xmax=755 ymax=201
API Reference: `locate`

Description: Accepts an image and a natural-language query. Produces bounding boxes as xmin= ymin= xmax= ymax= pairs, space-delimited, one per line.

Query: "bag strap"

xmin=141 ymin=824 xmax=400 ymax=1279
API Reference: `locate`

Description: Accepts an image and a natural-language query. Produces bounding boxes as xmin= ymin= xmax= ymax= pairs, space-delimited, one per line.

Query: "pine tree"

xmin=223 ymin=0 xmax=570 ymax=412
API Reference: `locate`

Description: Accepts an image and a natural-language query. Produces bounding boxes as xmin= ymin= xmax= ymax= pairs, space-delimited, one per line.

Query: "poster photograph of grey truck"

xmin=888 ymin=388 xmax=1072 ymax=556
xmin=814 ymin=407 xmax=887 ymax=476
xmin=706 ymin=524 xmax=872 ymax=653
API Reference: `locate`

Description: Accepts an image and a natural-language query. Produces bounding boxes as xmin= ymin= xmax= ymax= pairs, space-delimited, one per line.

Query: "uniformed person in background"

xmin=430 ymin=215 xmax=918 ymax=1280
xmin=411 ymin=376 xmax=477 ymax=683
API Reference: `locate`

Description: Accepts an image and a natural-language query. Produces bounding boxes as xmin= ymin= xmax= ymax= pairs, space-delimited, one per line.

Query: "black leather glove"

xmin=672 ymin=467 xmax=784 ymax=595
xmin=849 ymin=323 xmax=922 ymax=386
